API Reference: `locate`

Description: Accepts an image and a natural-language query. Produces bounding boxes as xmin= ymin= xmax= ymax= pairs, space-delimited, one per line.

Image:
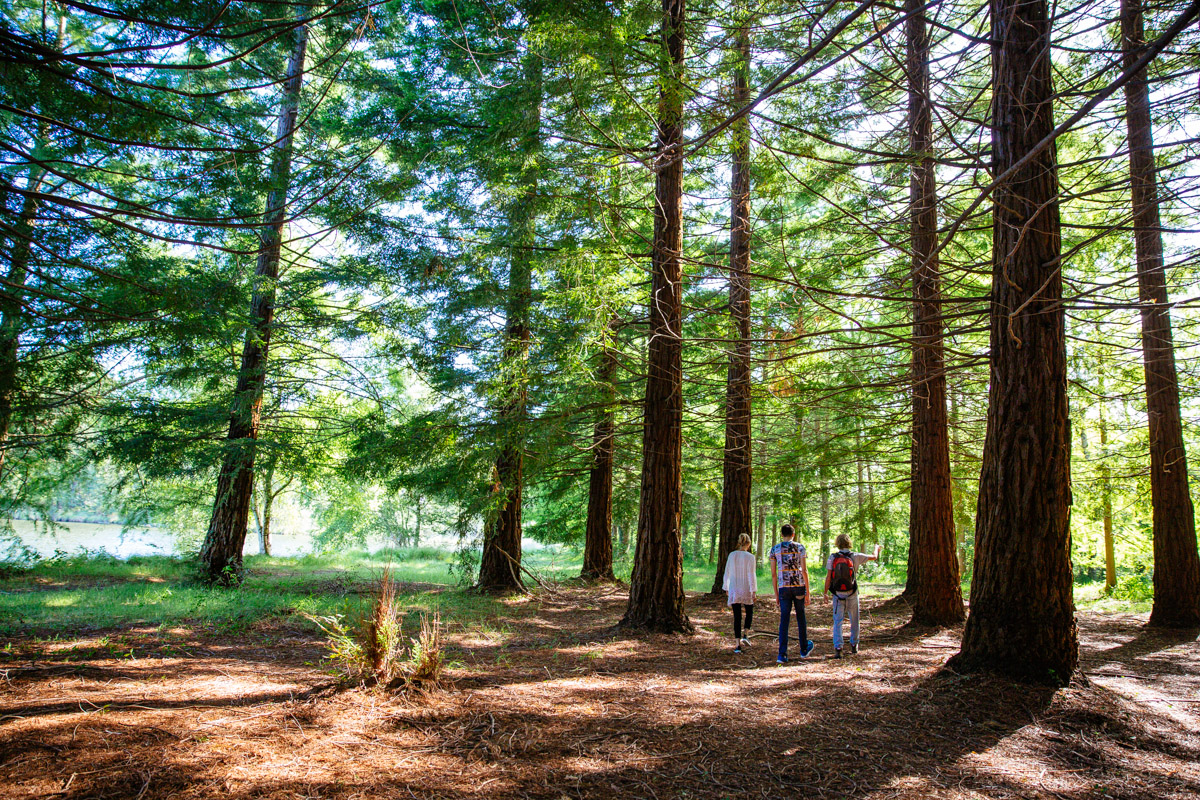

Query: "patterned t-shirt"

xmin=769 ymin=540 xmax=807 ymax=588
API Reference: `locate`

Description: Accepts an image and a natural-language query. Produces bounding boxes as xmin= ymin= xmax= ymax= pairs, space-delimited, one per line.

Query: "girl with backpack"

xmin=723 ymin=533 xmax=757 ymax=653
xmin=823 ymin=534 xmax=882 ymax=659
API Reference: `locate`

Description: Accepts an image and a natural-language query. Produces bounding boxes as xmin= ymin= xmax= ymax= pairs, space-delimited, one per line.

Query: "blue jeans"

xmin=777 ymin=586 xmax=808 ymax=659
xmin=832 ymin=591 xmax=859 ymax=649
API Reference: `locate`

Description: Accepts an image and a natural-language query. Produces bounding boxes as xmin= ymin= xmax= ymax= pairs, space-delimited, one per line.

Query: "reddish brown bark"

xmin=0 ymin=165 xmax=45 ymax=477
xmin=713 ymin=21 xmax=754 ymax=596
xmin=582 ymin=327 xmax=617 ymax=581
xmin=904 ymin=0 xmax=965 ymax=626
xmin=201 ymin=19 xmax=309 ymax=583
xmin=950 ymin=0 xmax=1077 ymax=684
xmin=1120 ymin=0 xmax=1200 ymax=628
xmin=478 ymin=55 xmax=542 ymax=593
xmin=622 ymin=0 xmax=691 ymax=633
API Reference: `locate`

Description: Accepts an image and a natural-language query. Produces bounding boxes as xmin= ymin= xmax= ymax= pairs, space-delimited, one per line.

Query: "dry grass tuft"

xmin=388 ymin=611 xmax=446 ymax=693
xmin=307 ymin=568 xmax=447 ymax=694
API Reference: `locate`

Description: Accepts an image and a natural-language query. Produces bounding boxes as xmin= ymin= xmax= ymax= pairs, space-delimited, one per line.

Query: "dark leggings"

xmin=732 ymin=603 xmax=755 ymax=639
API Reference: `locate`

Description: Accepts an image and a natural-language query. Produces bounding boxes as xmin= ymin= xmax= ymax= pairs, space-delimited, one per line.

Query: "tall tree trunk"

xmin=819 ymin=483 xmax=830 ymax=562
xmin=200 ymin=18 xmax=309 ymax=583
xmin=0 ymin=13 xmax=62 ymax=477
xmin=708 ymin=495 xmax=719 ymax=564
xmin=904 ymin=0 xmax=965 ymax=626
xmin=582 ymin=323 xmax=617 ymax=580
xmin=950 ymin=0 xmax=1077 ymax=684
xmin=478 ymin=54 xmax=542 ymax=592
xmin=0 ymin=165 xmax=46 ymax=476
xmin=1100 ymin=411 xmax=1116 ymax=592
xmin=855 ymin=446 xmax=866 ymax=541
xmin=755 ymin=503 xmax=766 ymax=565
xmin=949 ymin=385 xmax=969 ymax=577
xmin=622 ymin=0 xmax=691 ymax=632
xmin=713 ymin=18 xmax=754 ymax=595
xmin=1121 ymin=0 xmax=1200 ymax=628
xmin=693 ymin=493 xmax=703 ymax=558
xmin=260 ymin=459 xmax=275 ymax=557
xmin=414 ymin=495 xmax=422 ymax=547
xmin=866 ymin=462 xmax=879 ymax=545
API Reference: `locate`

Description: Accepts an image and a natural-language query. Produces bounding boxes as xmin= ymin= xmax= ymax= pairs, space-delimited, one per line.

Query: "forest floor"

xmin=1 ymin=578 xmax=1198 ymax=800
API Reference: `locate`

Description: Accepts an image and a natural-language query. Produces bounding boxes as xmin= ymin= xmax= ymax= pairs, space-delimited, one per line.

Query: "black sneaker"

xmin=734 ymin=646 xmax=743 ymax=654
xmin=850 ymin=643 xmax=858 ymax=654
xmin=834 ymin=648 xmax=843 ymax=659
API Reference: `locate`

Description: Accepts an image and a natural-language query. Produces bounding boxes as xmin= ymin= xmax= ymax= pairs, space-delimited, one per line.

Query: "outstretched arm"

xmin=866 ymin=543 xmax=883 ymax=562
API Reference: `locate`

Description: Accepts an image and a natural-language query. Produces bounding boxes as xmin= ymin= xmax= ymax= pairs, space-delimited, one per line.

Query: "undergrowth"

xmin=308 ymin=569 xmax=447 ymax=691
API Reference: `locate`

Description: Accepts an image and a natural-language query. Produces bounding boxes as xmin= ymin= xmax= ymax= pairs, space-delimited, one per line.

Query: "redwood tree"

xmin=1120 ymin=0 xmax=1200 ymax=628
xmin=621 ymin=0 xmax=691 ymax=632
xmin=200 ymin=17 xmax=310 ymax=583
xmin=712 ymin=18 xmax=754 ymax=596
xmin=903 ymin=0 xmax=964 ymax=626
xmin=582 ymin=322 xmax=617 ymax=581
xmin=949 ymin=0 xmax=1077 ymax=683
xmin=478 ymin=52 xmax=542 ymax=592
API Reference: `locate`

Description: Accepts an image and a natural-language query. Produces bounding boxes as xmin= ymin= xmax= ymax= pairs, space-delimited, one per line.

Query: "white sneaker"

xmin=740 ymin=637 xmax=752 ymax=649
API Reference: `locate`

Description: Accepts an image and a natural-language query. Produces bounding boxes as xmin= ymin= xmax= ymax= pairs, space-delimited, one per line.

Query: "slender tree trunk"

xmin=200 ymin=18 xmax=309 ymax=583
xmin=1099 ymin=412 xmax=1116 ymax=592
xmin=693 ymin=494 xmax=703 ymax=558
xmin=904 ymin=0 xmax=965 ymax=626
xmin=949 ymin=385 xmax=969 ymax=577
xmin=0 ymin=165 xmax=45 ymax=476
xmin=755 ymin=504 xmax=766 ymax=565
xmin=713 ymin=19 xmax=754 ymax=595
xmin=950 ymin=0 xmax=1077 ymax=684
xmin=582 ymin=323 xmax=617 ymax=580
xmin=708 ymin=496 xmax=719 ymax=564
xmin=819 ymin=484 xmax=831 ymax=562
xmin=478 ymin=54 xmax=542 ymax=592
xmin=260 ymin=460 xmax=275 ymax=557
xmin=1120 ymin=0 xmax=1200 ymax=628
xmin=622 ymin=0 xmax=691 ymax=632
xmin=0 ymin=15 xmax=62 ymax=478
xmin=855 ymin=443 xmax=866 ymax=542
xmin=618 ymin=522 xmax=628 ymax=554
xmin=866 ymin=462 xmax=879 ymax=545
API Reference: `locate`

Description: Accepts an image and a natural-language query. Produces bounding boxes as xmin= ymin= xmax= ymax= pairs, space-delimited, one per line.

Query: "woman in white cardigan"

xmin=723 ymin=533 xmax=758 ymax=653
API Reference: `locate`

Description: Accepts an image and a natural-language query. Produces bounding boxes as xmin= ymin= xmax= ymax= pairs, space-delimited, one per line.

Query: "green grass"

xmin=0 ymin=547 xmax=503 ymax=638
xmin=0 ymin=546 xmax=1152 ymax=639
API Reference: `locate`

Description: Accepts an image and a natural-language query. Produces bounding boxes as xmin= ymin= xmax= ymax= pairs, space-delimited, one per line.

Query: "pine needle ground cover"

xmin=1 ymin=558 xmax=1196 ymax=799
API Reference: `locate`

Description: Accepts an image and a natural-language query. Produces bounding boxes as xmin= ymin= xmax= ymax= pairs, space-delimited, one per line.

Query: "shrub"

xmin=307 ymin=568 xmax=446 ymax=692
xmin=1109 ymin=572 xmax=1153 ymax=602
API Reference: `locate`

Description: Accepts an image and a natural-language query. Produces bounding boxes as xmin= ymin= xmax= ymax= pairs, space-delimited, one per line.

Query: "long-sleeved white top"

xmin=723 ymin=549 xmax=758 ymax=606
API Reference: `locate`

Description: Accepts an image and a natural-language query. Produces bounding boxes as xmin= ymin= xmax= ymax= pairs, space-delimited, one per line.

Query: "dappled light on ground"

xmin=2 ymin=587 xmax=1198 ymax=799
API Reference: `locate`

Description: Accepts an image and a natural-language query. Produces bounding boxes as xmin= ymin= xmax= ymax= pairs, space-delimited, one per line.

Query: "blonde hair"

xmin=835 ymin=533 xmax=852 ymax=550
xmin=737 ymin=533 xmax=753 ymax=551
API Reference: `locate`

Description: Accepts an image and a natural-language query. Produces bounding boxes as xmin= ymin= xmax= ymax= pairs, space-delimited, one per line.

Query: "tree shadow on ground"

xmin=3 ymin=591 xmax=1198 ymax=799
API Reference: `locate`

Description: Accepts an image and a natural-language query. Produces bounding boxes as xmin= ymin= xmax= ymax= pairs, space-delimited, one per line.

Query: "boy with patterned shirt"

xmin=769 ymin=523 xmax=814 ymax=664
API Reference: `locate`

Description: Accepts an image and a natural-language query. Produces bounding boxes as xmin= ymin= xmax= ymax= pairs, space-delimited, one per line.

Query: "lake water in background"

xmin=3 ymin=520 xmax=531 ymax=560
xmin=3 ymin=519 xmax=315 ymax=558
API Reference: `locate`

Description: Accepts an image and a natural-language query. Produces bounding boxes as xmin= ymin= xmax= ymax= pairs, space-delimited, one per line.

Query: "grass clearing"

xmin=0 ymin=547 xmax=1155 ymax=641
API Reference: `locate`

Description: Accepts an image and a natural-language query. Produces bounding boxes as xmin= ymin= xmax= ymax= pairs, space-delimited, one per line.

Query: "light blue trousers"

xmin=832 ymin=591 xmax=859 ymax=649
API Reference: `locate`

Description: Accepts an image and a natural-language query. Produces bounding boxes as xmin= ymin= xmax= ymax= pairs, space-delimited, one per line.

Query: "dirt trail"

xmin=2 ymin=587 xmax=1198 ymax=799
